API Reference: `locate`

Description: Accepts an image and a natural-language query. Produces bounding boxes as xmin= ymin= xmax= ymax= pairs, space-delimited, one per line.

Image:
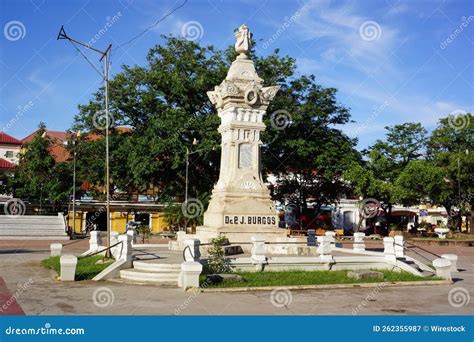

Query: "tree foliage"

xmin=347 ymin=115 xmax=473 ymax=230
xmin=72 ymin=36 xmax=359 ymax=207
xmin=345 ymin=122 xmax=427 ymax=216
xmin=12 ymin=123 xmax=72 ymax=210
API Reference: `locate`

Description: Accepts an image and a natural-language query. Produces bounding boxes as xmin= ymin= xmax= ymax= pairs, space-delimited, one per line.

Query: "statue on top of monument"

xmin=234 ymin=24 xmax=252 ymax=58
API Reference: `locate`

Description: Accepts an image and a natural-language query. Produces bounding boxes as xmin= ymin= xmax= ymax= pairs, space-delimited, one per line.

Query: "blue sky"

xmin=1 ymin=0 xmax=473 ymax=148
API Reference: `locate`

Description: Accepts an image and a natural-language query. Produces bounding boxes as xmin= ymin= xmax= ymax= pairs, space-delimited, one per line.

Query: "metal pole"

xmin=57 ymin=30 xmax=113 ymax=249
xmin=458 ymin=155 xmax=461 ymax=201
xmin=104 ymin=51 xmax=111 ymax=258
xmin=72 ymin=139 xmax=76 ymax=238
xmin=185 ymin=147 xmax=189 ymax=204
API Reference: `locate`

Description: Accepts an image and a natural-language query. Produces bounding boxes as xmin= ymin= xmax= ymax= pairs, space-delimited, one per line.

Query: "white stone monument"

xmin=196 ymin=25 xmax=286 ymax=244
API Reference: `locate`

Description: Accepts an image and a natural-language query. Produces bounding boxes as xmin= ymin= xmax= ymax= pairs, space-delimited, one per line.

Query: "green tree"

xmin=426 ymin=113 xmax=473 ymax=230
xmin=73 ymin=37 xmax=226 ymax=200
xmin=261 ymin=73 xmax=360 ymax=210
xmin=393 ymin=159 xmax=445 ymax=207
xmin=72 ymin=36 xmax=360 ymax=207
xmin=345 ymin=123 xmax=427 ymax=221
xmin=12 ymin=123 xmax=72 ymax=211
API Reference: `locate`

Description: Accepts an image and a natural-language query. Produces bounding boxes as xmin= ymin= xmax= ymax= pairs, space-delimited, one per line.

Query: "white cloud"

xmin=288 ymin=1 xmax=472 ymax=142
xmin=293 ymin=0 xmax=400 ymax=76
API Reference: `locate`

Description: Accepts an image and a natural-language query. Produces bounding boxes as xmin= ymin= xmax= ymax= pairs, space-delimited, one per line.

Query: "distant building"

xmin=22 ymin=129 xmax=72 ymax=162
xmin=0 ymin=131 xmax=22 ymax=171
xmin=21 ymin=127 xmax=132 ymax=162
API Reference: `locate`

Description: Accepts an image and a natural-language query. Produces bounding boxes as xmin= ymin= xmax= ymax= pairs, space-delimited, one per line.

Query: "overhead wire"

xmin=116 ymin=0 xmax=188 ymax=49
xmin=67 ymin=38 xmax=103 ymax=78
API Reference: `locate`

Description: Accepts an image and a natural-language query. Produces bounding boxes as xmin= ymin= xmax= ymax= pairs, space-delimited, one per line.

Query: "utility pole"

xmin=57 ymin=26 xmax=113 ymax=258
xmin=185 ymin=138 xmax=199 ymax=204
xmin=71 ymin=131 xmax=80 ymax=238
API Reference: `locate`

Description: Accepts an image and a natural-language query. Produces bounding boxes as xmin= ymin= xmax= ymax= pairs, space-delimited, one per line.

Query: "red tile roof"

xmin=21 ymin=127 xmax=133 ymax=163
xmin=0 ymin=158 xmax=15 ymax=170
xmin=21 ymin=130 xmax=68 ymax=144
xmin=0 ymin=132 xmax=22 ymax=145
xmin=21 ymin=129 xmax=71 ymax=162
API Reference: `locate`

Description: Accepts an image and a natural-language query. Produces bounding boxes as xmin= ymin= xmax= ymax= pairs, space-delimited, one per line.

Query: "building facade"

xmin=0 ymin=131 xmax=22 ymax=170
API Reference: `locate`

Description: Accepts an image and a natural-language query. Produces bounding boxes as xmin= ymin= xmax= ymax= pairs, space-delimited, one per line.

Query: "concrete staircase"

xmin=397 ymin=257 xmax=436 ymax=277
xmin=119 ymin=261 xmax=181 ymax=285
xmin=0 ymin=215 xmax=69 ymax=240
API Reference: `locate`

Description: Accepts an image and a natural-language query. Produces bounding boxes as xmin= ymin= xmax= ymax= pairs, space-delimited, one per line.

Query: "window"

xmin=5 ymin=151 xmax=14 ymax=158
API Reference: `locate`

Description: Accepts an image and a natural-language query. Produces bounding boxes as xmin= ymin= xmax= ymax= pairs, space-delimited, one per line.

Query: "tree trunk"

xmin=387 ymin=203 xmax=393 ymax=225
xmin=444 ymin=203 xmax=452 ymax=229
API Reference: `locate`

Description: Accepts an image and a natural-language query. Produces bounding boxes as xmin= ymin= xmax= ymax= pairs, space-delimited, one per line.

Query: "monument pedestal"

xmin=197 ymin=190 xmax=287 ymax=245
xmin=193 ymin=24 xmax=287 ymax=246
xmin=197 ymin=226 xmax=286 ymax=245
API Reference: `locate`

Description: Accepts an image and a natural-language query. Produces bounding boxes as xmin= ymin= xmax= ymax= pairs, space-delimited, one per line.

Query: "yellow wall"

xmin=67 ymin=210 xmax=167 ymax=234
xmin=68 ymin=213 xmax=84 ymax=234
xmin=111 ymin=212 xmax=128 ymax=233
xmin=151 ymin=213 xmax=166 ymax=233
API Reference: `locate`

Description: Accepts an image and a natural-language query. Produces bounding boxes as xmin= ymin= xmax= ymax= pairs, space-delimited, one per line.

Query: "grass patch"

xmin=200 ymin=270 xmax=439 ymax=288
xmin=41 ymin=255 xmax=113 ymax=281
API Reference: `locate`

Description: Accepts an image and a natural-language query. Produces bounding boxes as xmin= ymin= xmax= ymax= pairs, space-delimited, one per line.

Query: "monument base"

xmin=196 ymin=225 xmax=287 ymax=247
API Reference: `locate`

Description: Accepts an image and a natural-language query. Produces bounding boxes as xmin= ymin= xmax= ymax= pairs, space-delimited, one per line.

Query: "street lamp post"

xmin=103 ymin=48 xmax=112 ymax=258
xmin=185 ymin=138 xmax=199 ymax=205
xmin=57 ymin=27 xmax=113 ymax=258
xmin=185 ymin=147 xmax=189 ymax=205
xmin=70 ymin=131 xmax=80 ymax=238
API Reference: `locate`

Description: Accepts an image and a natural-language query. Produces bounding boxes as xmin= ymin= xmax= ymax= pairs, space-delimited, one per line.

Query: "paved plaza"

xmin=0 ymin=239 xmax=472 ymax=315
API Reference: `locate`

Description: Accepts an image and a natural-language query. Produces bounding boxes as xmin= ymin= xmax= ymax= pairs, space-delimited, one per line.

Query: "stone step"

xmin=133 ymin=261 xmax=181 ymax=272
xmin=0 ymin=227 xmax=65 ymax=231
xmin=419 ymin=270 xmax=435 ymax=277
xmin=0 ymin=227 xmax=66 ymax=231
xmin=120 ymin=269 xmax=180 ymax=283
xmin=0 ymin=222 xmax=65 ymax=226
xmin=0 ymin=232 xmax=68 ymax=236
xmin=0 ymin=215 xmax=68 ymax=239
xmin=0 ymin=221 xmax=64 ymax=225
xmin=0 ymin=218 xmax=64 ymax=223
xmin=0 ymin=235 xmax=70 ymax=240
xmin=0 ymin=226 xmax=65 ymax=229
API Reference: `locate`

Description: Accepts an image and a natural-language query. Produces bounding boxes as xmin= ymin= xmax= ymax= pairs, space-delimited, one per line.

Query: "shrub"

xmin=207 ymin=235 xmax=231 ymax=274
xmin=137 ymin=224 xmax=152 ymax=243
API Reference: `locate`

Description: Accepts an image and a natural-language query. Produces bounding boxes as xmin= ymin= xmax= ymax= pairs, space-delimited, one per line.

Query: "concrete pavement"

xmin=0 ymin=239 xmax=472 ymax=315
